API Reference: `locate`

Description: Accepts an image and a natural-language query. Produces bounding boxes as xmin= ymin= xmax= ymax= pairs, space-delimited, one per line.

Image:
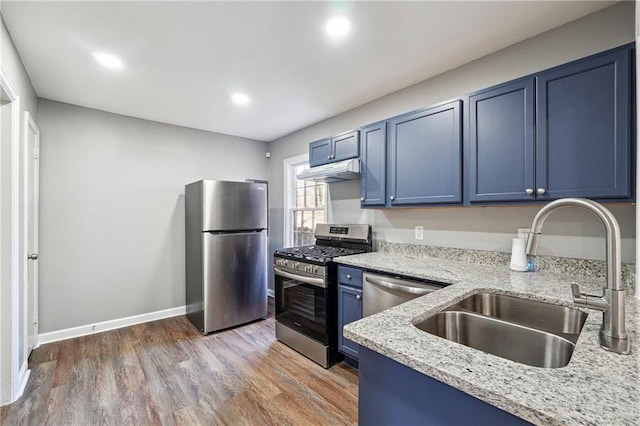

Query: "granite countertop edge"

xmin=336 ymin=252 xmax=640 ymax=426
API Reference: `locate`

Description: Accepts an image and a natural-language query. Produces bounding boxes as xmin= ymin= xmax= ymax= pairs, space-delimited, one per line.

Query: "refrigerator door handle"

xmin=274 ymin=267 xmax=326 ymax=288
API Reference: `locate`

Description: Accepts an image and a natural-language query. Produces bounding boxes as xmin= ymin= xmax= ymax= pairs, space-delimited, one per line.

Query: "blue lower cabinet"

xmin=359 ymin=347 xmax=531 ymax=425
xmin=338 ymin=285 xmax=362 ymax=360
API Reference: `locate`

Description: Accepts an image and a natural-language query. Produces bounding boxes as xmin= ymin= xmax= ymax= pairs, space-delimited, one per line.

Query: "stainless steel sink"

xmin=414 ymin=292 xmax=588 ymax=368
xmin=456 ymin=292 xmax=587 ymax=341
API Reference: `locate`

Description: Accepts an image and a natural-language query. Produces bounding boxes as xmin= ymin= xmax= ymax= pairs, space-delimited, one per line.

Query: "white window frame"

xmin=283 ymin=153 xmax=327 ymax=247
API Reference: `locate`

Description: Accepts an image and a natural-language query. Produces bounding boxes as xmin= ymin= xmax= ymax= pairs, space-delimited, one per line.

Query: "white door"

xmin=25 ymin=112 xmax=39 ymax=352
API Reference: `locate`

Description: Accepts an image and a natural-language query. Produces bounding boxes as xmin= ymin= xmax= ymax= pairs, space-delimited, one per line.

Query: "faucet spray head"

xmin=525 ymin=231 xmax=540 ymax=255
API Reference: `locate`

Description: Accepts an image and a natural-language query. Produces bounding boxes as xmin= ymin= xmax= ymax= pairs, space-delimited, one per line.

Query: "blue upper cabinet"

xmin=465 ymin=44 xmax=634 ymax=204
xmin=388 ymin=100 xmax=462 ymax=206
xmin=360 ymin=122 xmax=387 ymax=206
xmin=468 ymin=79 xmax=535 ymax=203
xmin=309 ymin=138 xmax=332 ymax=167
xmin=536 ymin=47 xmax=632 ymax=200
xmin=308 ymin=131 xmax=360 ymax=167
xmin=332 ymin=130 xmax=360 ymax=162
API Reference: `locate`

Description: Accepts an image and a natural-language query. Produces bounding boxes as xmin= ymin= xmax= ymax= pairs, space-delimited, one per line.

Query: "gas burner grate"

xmin=275 ymin=245 xmax=366 ymax=263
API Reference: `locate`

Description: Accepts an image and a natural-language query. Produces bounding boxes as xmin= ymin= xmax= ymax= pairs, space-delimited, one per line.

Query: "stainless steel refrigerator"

xmin=185 ymin=180 xmax=268 ymax=333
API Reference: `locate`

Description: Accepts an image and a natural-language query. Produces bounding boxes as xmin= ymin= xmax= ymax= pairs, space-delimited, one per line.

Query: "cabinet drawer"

xmin=338 ymin=266 xmax=363 ymax=288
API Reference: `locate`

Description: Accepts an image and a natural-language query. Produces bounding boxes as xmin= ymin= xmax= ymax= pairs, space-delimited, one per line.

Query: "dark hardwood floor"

xmin=1 ymin=306 xmax=358 ymax=425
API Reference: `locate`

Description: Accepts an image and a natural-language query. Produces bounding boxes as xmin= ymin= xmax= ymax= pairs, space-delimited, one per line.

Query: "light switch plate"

xmin=415 ymin=225 xmax=424 ymax=240
xmin=517 ymin=228 xmax=531 ymax=240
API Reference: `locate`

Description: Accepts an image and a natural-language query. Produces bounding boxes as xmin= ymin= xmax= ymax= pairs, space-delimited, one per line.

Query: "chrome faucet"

xmin=525 ymin=198 xmax=630 ymax=355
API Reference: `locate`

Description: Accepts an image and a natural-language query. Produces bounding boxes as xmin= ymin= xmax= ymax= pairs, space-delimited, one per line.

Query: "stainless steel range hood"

xmin=297 ymin=158 xmax=360 ymax=183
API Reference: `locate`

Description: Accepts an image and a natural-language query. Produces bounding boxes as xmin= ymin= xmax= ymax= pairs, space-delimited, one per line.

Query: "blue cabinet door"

xmin=359 ymin=347 xmax=531 ymax=426
xmin=309 ymin=138 xmax=332 ymax=167
xmin=468 ymin=79 xmax=535 ymax=202
xmin=536 ymin=47 xmax=632 ymax=200
xmin=332 ymin=130 xmax=360 ymax=162
xmin=388 ymin=100 xmax=462 ymax=206
xmin=360 ymin=122 xmax=387 ymax=206
xmin=338 ymin=284 xmax=362 ymax=360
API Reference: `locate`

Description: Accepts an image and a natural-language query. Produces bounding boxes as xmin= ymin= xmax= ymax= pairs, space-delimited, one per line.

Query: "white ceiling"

xmin=2 ymin=1 xmax=616 ymax=142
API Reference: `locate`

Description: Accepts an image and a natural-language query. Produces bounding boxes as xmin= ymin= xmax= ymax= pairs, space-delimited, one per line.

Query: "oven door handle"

xmin=364 ymin=276 xmax=435 ymax=296
xmin=274 ymin=267 xmax=326 ymax=288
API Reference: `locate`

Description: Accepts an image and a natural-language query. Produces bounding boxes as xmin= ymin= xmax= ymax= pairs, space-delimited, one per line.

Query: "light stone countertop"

xmin=337 ymin=251 xmax=640 ymax=426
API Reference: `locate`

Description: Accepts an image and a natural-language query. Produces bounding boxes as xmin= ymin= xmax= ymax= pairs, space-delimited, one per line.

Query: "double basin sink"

xmin=414 ymin=292 xmax=588 ymax=368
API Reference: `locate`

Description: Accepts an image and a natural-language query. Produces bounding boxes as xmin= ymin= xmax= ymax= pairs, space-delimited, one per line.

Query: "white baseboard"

xmin=0 ymin=365 xmax=30 ymax=407
xmin=267 ymin=288 xmax=274 ymax=298
xmin=15 ymin=365 xmax=30 ymax=401
xmin=37 ymin=305 xmax=186 ymax=346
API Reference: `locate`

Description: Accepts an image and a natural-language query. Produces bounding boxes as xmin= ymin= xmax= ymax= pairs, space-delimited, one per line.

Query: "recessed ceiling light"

xmin=325 ymin=15 xmax=350 ymax=37
xmin=231 ymin=92 xmax=251 ymax=106
xmin=92 ymin=51 xmax=123 ymax=69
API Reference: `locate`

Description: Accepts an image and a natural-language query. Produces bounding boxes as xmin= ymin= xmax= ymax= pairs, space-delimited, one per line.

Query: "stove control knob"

xmin=313 ymin=266 xmax=319 ymax=273
xmin=276 ymin=259 xmax=280 ymax=266
xmin=294 ymin=262 xmax=300 ymax=269
xmin=283 ymin=260 xmax=289 ymax=267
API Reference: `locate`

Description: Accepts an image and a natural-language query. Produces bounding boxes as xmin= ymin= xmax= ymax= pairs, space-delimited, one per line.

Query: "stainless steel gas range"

xmin=273 ymin=224 xmax=371 ymax=368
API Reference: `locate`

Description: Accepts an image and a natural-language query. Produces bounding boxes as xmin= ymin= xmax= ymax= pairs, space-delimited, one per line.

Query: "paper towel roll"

xmin=510 ymin=238 xmax=528 ymax=272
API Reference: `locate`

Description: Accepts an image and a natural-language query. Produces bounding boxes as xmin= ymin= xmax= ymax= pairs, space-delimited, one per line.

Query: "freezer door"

xmin=202 ymin=230 xmax=267 ymax=332
xmin=201 ymin=180 xmax=267 ymax=231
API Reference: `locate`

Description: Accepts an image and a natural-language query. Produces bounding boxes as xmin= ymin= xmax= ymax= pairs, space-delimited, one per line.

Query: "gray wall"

xmin=1 ymin=13 xmax=38 ymax=404
xmin=37 ymin=100 xmax=267 ymax=333
xmin=267 ymin=1 xmax=637 ymax=291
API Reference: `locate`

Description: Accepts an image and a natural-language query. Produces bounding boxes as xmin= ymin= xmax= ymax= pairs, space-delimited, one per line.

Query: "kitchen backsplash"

xmin=377 ymin=241 xmax=636 ymax=296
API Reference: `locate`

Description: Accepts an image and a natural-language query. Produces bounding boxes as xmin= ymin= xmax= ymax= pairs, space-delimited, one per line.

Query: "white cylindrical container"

xmin=510 ymin=237 xmax=528 ymax=272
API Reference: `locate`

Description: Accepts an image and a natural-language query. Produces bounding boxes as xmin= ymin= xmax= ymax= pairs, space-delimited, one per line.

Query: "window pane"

xmin=296 ymin=188 xmax=305 ymax=208
xmin=305 ymin=185 xmax=316 ymax=208
xmin=302 ymin=210 xmax=313 ymax=233
xmin=316 ymin=184 xmax=325 ymax=206
xmin=296 ymin=173 xmax=306 ymax=188
xmin=288 ymin=160 xmax=326 ymax=246
xmin=302 ymin=233 xmax=313 ymax=246
xmin=294 ymin=211 xmax=302 ymax=233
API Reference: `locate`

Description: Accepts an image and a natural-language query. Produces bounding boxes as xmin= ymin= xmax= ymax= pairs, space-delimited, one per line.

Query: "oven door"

xmin=274 ymin=267 xmax=327 ymax=344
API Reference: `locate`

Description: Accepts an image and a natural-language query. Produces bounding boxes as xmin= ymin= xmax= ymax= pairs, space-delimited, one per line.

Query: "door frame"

xmin=23 ymin=111 xmax=40 ymax=352
xmin=0 ymin=67 xmax=30 ymax=406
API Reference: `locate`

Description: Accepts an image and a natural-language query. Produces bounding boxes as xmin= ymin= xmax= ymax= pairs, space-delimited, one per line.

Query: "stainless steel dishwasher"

xmin=362 ymin=272 xmax=444 ymax=317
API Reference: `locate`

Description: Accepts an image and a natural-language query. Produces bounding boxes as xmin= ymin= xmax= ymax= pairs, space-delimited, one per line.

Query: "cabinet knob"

xmin=327 ymin=155 xmax=331 ymax=159
xmin=525 ymin=188 xmax=534 ymax=195
xmin=360 ymin=197 xmax=365 ymax=202
xmin=346 ymin=274 xmax=352 ymax=280
xmin=356 ymin=294 xmax=361 ymax=300
xmin=389 ymin=195 xmax=395 ymax=201
xmin=537 ymin=188 xmax=546 ymax=195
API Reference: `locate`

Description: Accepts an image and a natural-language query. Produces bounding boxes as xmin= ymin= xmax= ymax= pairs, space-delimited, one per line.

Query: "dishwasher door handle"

xmin=364 ymin=276 xmax=436 ymax=296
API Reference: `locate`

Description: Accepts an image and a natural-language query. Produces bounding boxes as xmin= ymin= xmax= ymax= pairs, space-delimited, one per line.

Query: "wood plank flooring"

xmin=1 ymin=308 xmax=358 ymax=425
